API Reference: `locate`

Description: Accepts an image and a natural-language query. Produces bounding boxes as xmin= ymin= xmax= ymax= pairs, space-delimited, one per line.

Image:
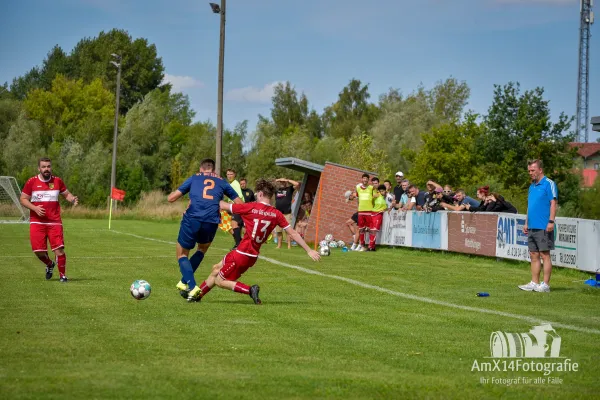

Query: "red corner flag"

xmin=111 ymin=187 xmax=126 ymax=201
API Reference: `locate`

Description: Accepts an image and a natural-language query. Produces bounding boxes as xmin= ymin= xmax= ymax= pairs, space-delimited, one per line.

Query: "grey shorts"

xmin=528 ymin=229 xmax=554 ymax=252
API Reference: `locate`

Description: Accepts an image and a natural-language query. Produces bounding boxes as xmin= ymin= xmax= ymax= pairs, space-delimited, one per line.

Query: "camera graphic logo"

xmin=490 ymin=324 xmax=561 ymax=358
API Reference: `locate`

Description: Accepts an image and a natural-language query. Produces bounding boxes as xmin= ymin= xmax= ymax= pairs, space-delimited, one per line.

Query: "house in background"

xmin=570 ymin=141 xmax=600 ymax=187
xmin=592 ymin=116 xmax=599 ymax=133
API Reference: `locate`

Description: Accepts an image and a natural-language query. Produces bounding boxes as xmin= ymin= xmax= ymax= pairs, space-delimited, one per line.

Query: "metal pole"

xmin=110 ymin=61 xmax=121 ymax=193
xmin=215 ymin=0 xmax=226 ymax=176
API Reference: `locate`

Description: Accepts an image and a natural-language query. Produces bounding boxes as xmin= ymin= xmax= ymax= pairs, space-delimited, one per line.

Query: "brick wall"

xmin=304 ymin=163 xmax=377 ymax=245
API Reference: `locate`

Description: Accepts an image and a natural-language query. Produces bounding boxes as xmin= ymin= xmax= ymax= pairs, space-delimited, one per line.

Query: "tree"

xmin=427 ymin=77 xmax=470 ymax=123
xmin=409 ymin=114 xmax=486 ymax=188
xmin=481 ymin=82 xmax=576 ymax=188
xmin=2 ymin=113 xmax=45 ymax=182
xmin=371 ymin=88 xmax=436 ymax=173
xmin=70 ymin=29 xmax=165 ymax=112
xmin=270 ymin=82 xmax=322 ymax=140
xmin=339 ymin=133 xmax=391 ymax=179
xmin=322 ymin=79 xmax=379 ymax=139
xmin=23 ymin=75 xmax=114 ymax=148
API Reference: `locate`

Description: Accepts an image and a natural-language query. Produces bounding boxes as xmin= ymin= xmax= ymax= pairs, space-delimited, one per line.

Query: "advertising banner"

xmin=571 ymin=219 xmax=599 ymax=273
xmin=412 ymin=212 xmax=443 ymax=249
xmin=496 ymin=214 xmax=530 ymax=262
xmin=379 ymin=210 xmax=412 ymax=247
xmin=552 ymin=218 xmax=578 ymax=269
xmin=448 ymin=213 xmax=498 ymax=257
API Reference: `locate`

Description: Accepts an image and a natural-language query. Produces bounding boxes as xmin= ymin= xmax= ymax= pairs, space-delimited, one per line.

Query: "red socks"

xmin=36 ymin=253 xmax=54 ymax=267
xmin=359 ymin=231 xmax=365 ymax=246
xmin=57 ymin=254 xmax=66 ymax=277
xmin=199 ymin=281 xmax=212 ymax=296
xmin=369 ymin=232 xmax=377 ymax=249
xmin=233 ymin=282 xmax=250 ymax=294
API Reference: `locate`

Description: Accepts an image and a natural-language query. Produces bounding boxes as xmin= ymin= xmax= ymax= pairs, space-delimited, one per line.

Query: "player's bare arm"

xmin=284 ymin=226 xmax=321 ymax=261
xmin=61 ymin=190 xmax=78 ymax=206
xmin=167 ymin=190 xmax=183 ymax=203
xmin=20 ymin=192 xmax=45 ymax=217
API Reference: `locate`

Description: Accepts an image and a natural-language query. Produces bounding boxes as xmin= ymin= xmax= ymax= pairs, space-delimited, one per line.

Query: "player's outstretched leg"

xmin=34 ymin=251 xmax=56 ymax=280
xmin=249 ymin=285 xmax=261 ymax=305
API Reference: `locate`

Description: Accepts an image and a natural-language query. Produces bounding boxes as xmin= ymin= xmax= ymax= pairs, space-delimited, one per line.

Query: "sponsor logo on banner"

xmin=496 ymin=215 xmax=530 ymax=261
xmin=448 ymin=213 xmax=497 ymax=256
xmin=379 ymin=210 xmax=412 ymax=246
xmin=553 ymin=220 xmax=577 ymax=267
xmin=412 ymin=212 xmax=442 ymax=249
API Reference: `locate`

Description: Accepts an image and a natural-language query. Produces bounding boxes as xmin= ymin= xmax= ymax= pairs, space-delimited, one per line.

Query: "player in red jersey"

xmin=19 ymin=157 xmax=78 ymax=282
xmin=190 ymin=179 xmax=320 ymax=304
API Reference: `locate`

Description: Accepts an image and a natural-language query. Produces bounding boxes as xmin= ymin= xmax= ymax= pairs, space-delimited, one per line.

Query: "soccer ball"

xmin=130 ymin=280 xmax=151 ymax=300
xmin=337 ymin=240 xmax=346 ymax=248
xmin=325 ymin=234 xmax=334 ymax=242
xmin=319 ymin=246 xmax=330 ymax=256
xmin=329 ymin=241 xmax=338 ymax=248
xmin=320 ymin=239 xmax=329 ymax=248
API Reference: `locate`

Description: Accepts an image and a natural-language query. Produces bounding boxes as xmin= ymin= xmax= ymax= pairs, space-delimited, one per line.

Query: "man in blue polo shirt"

xmin=519 ymin=159 xmax=558 ymax=293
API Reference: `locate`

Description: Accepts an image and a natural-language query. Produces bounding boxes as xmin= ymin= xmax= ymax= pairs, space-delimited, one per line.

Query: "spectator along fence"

xmin=378 ymin=210 xmax=599 ymax=273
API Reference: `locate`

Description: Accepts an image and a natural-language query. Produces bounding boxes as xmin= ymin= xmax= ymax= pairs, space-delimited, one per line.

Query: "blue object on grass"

xmin=476 ymin=292 xmax=490 ymax=297
xmin=584 ymin=279 xmax=600 ymax=287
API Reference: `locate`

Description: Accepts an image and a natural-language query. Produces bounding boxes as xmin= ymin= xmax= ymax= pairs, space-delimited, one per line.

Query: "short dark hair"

xmin=456 ymin=189 xmax=466 ymax=195
xmin=38 ymin=157 xmax=51 ymax=166
xmin=226 ymin=168 xmax=236 ymax=174
xmin=371 ymin=177 xmax=379 ymax=182
xmin=240 ymin=178 xmax=247 ymax=183
xmin=384 ymin=180 xmax=391 ymax=185
xmin=377 ymin=184 xmax=386 ymax=191
xmin=362 ymin=173 xmax=370 ymax=179
xmin=528 ymin=159 xmax=543 ymax=169
xmin=408 ymin=184 xmax=417 ymax=190
xmin=255 ymin=179 xmax=276 ymax=199
xmin=200 ymin=158 xmax=215 ymax=171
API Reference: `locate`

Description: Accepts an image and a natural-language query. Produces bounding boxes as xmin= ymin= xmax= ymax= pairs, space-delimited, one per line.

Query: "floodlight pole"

xmin=110 ymin=55 xmax=122 ymax=205
xmin=211 ymin=0 xmax=226 ymax=176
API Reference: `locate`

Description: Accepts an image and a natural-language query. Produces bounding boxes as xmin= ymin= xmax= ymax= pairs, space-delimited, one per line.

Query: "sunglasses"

xmin=443 ymin=190 xmax=451 ymax=193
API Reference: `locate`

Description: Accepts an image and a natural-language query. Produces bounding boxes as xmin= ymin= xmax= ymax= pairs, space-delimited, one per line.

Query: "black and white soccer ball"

xmin=130 ymin=280 xmax=151 ymax=300
xmin=325 ymin=234 xmax=334 ymax=242
xmin=328 ymin=241 xmax=338 ymax=248
xmin=319 ymin=239 xmax=329 ymax=248
xmin=319 ymin=246 xmax=331 ymax=256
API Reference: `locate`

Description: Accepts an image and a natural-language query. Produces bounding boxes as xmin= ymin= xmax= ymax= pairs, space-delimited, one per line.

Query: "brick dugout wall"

xmin=304 ymin=163 xmax=377 ymax=245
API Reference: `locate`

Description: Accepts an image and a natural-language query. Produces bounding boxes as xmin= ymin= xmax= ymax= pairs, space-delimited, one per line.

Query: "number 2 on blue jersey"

xmin=203 ymin=179 xmax=215 ymax=199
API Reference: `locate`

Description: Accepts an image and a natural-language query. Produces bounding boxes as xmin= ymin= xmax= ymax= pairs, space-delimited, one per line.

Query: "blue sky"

xmin=1 ymin=0 xmax=599 ymax=142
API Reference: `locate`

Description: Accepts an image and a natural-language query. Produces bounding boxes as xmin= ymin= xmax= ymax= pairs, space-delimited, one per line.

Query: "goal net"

xmin=0 ymin=176 xmax=29 ymax=223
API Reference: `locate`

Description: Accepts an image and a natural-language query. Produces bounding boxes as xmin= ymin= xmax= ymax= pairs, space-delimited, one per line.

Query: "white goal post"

xmin=0 ymin=176 xmax=29 ymax=223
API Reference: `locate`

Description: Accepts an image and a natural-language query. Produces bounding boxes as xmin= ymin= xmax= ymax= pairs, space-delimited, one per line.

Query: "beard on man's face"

xmin=42 ymin=170 xmax=51 ymax=178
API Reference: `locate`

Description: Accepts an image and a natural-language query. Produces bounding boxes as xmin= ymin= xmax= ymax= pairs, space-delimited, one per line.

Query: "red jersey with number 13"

xmin=21 ymin=175 xmax=67 ymax=224
xmin=230 ymin=202 xmax=290 ymax=257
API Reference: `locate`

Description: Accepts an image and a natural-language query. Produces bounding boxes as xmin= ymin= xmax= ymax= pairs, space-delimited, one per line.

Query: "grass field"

xmin=1 ymin=219 xmax=599 ymax=399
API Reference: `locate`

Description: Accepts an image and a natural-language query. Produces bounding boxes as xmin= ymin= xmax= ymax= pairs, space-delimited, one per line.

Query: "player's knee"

xmin=530 ymin=252 xmax=540 ymax=260
xmin=197 ymin=243 xmax=210 ymax=253
xmin=54 ymin=248 xmax=65 ymax=256
xmin=34 ymin=251 xmax=48 ymax=260
xmin=214 ymin=275 xmax=226 ymax=288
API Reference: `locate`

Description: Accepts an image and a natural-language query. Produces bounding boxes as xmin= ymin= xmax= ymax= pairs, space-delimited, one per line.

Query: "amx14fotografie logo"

xmin=471 ymin=324 xmax=579 ymax=386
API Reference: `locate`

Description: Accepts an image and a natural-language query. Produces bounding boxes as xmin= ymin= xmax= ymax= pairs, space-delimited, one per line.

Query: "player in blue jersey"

xmin=167 ymin=158 xmax=243 ymax=301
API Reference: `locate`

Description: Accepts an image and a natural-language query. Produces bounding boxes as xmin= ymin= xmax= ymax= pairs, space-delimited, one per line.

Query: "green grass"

xmin=0 ymin=219 xmax=599 ymax=399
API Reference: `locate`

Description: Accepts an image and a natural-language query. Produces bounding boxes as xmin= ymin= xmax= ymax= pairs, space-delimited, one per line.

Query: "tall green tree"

xmin=481 ymin=82 xmax=576 ymax=188
xmin=409 ymin=114 xmax=486 ymax=188
xmin=322 ymin=79 xmax=379 ymax=139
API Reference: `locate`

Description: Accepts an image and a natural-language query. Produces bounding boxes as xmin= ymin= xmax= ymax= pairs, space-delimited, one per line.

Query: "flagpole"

xmin=109 ymin=198 xmax=113 ymax=230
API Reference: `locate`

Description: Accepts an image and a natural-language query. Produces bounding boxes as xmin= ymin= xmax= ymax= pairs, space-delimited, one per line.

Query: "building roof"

xmin=570 ymin=142 xmax=600 ymax=158
xmin=592 ymin=116 xmax=600 ymax=132
xmin=275 ymin=157 xmax=324 ymax=176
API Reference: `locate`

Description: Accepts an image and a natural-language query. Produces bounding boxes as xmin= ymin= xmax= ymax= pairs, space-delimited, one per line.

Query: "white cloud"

xmin=225 ymin=81 xmax=282 ymax=103
xmin=162 ymin=74 xmax=204 ymax=92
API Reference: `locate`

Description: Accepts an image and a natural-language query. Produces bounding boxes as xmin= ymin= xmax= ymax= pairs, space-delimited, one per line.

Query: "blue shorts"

xmin=177 ymin=215 xmax=218 ymax=250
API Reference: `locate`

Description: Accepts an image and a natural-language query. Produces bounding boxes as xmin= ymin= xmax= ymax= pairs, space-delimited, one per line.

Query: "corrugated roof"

xmin=275 ymin=158 xmax=324 ymax=175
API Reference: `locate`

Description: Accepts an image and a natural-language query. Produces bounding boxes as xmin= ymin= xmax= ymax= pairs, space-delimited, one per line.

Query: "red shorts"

xmin=370 ymin=212 xmax=383 ymax=231
xmin=30 ymin=223 xmax=64 ymax=252
xmin=357 ymin=212 xmax=372 ymax=230
xmin=219 ymin=250 xmax=258 ymax=281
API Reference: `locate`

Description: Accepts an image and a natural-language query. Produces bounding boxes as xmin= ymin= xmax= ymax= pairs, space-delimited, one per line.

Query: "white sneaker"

xmin=534 ymin=282 xmax=550 ymax=292
xmin=354 ymin=245 xmax=363 ymax=252
xmin=518 ymin=281 xmax=539 ymax=291
xmin=350 ymin=243 xmax=357 ymax=251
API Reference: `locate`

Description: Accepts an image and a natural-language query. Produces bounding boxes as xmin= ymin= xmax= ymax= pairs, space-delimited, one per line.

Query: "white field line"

xmin=110 ymin=230 xmax=600 ymax=336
